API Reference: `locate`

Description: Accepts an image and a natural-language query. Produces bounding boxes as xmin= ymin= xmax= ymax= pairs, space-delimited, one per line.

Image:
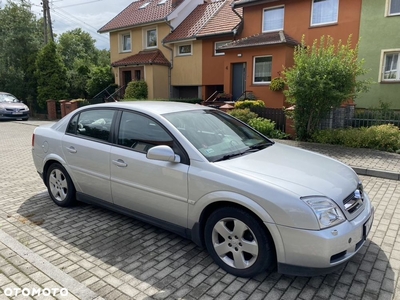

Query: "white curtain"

xmin=255 ymin=57 xmax=272 ymax=82
xmin=263 ymin=7 xmax=284 ymax=31
xmin=312 ymin=0 xmax=338 ymax=25
xmin=390 ymin=0 xmax=400 ymax=14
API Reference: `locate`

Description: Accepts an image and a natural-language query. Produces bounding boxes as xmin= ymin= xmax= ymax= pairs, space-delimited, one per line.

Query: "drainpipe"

xmin=231 ymin=3 xmax=244 ymax=37
xmin=163 ymin=21 xmax=174 ymax=98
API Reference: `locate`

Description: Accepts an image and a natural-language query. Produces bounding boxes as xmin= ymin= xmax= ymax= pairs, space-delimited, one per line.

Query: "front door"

xmin=232 ymin=63 xmax=246 ymax=101
xmin=110 ymin=111 xmax=189 ymax=228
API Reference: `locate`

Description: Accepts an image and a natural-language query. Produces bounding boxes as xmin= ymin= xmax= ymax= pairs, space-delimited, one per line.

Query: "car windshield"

xmin=0 ymin=93 xmax=19 ymax=103
xmin=164 ymin=109 xmax=273 ymax=162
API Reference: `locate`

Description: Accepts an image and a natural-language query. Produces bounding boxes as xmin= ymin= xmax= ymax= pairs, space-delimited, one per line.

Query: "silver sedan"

xmin=31 ymin=101 xmax=374 ymax=277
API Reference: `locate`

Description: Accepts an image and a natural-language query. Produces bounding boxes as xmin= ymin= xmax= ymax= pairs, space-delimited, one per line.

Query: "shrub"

xmin=228 ymin=109 xmax=258 ymax=123
xmin=248 ymin=117 xmax=288 ymax=139
xmin=234 ymin=100 xmax=265 ymax=110
xmin=124 ymin=80 xmax=148 ymax=99
xmin=312 ymin=124 xmax=400 ymax=152
xmin=269 ymin=77 xmax=285 ymax=91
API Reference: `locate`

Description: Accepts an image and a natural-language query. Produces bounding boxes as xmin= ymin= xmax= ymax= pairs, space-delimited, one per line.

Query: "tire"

xmin=46 ymin=163 xmax=76 ymax=207
xmin=204 ymin=207 xmax=274 ymax=277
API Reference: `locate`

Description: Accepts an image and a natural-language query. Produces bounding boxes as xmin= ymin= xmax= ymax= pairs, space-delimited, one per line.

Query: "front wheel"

xmin=46 ymin=163 xmax=76 ymax=207
xmin=204 ymin=207 xmax=274 ymax=277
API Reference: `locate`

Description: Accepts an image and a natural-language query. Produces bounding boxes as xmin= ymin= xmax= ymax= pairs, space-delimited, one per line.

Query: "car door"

xmin=110 ymin=111 xmax=189 ymax=228
xmin=62 ymin=109 xmax=116 ymax=203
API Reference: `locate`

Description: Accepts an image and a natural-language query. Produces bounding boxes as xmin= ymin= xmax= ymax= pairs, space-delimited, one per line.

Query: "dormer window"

xmin=140 ymin=2 xmax=150 ymax=9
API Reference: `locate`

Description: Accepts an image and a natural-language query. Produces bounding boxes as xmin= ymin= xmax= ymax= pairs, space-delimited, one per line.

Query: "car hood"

xmin=0 ymin=102 xmax=27 ymax=109
xmin=217 ymin=142 xmax=358 ymax=202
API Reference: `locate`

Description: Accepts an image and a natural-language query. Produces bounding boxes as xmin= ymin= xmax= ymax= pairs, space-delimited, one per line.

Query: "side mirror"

xmin=147 ymin=145 xmax=181 ymax=163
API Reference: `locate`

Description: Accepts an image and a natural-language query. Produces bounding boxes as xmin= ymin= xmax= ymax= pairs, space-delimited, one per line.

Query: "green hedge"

xmin=312 ymin=124 xmax=400 ymax=153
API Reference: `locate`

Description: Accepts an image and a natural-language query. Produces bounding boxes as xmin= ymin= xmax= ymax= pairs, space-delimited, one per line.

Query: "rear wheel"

xmin=46 ymin=163 xmax=76 ymax=207
xmin=204 ymin=207 xmax=274 ymax=277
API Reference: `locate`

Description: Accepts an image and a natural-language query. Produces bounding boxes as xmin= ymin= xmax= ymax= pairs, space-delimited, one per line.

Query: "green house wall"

xmin=357 ymin=0 xmax=400 ymax=109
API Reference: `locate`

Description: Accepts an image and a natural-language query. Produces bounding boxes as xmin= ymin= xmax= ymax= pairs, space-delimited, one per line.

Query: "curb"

xmin=352 ymin=167 xmax=400 ymax=181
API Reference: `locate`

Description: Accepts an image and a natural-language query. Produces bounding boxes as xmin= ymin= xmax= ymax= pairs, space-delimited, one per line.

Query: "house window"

xmin=215 ymin=41 xmax=231 ymax=56
xmin=389 ymin=0 xmax=400 ymax=15
xmin=146 ymin=29 xmax=157 ymax=48
xmin=263 ymin=6 xmax=284 ymax=32
xmin=254 ymin=56 xmax=272 ymax=84
xmin=121 ymin=33 xmax=131 ymax=52
xmin=177 ymin=44 xmax=192 ymax=56
xmin=311 ymin=0 xmax=339 ymax=26
xmin=382 ymin=52 xmax=400 ymax=81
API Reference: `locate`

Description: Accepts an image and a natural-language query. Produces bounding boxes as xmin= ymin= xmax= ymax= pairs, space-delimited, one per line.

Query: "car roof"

xmin=90 ymin=101 xmax=213 ymax=115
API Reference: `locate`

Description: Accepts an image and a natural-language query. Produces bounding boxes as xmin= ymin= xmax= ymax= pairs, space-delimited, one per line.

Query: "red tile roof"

xmin=163 ymin=0 xmax=242 ymax=43
xmin=111 ymin=49 xmax=170 ymax=67
xmin=198 ymin=3 xmax=242 ymax=37
xmin=99 ymin=0 xmax=184 ymax=33
xmin=217 ymin=31 xmax=299 ymax=50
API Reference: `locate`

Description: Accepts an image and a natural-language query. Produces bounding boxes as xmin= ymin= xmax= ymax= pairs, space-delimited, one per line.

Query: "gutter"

xmin=162 ymin=21 xmax=175 ymax=99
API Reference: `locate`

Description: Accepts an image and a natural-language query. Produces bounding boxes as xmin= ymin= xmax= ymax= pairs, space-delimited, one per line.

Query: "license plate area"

xmin=363 ymin=214 xmax=373 ymax=240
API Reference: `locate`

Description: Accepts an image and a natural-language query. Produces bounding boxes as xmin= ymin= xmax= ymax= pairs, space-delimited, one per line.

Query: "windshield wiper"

xmin=249 ymin=141 xmax=274 ymax=150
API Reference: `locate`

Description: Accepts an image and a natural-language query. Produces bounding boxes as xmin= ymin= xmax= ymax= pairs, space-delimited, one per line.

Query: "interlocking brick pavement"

xmin=0 ymin=120 xmax=399 ymax=299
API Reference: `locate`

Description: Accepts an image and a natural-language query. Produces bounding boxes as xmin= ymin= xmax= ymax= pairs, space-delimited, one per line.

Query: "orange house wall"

xmin=202 ymin=38 xmax=226 ymax=86
xmin=223 ymin=45 xmax=295 ymax=108
xmin=225 ymin=0 xmax=362 ymax=108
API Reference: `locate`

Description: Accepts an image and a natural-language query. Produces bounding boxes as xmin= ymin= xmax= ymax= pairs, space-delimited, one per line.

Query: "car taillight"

xmin=32 ymin=134 xmax=35 ymax=147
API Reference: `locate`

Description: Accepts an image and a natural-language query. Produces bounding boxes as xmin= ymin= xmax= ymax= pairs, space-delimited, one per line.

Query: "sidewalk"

xmin=276 ymin=139 xmax=400 ymax=181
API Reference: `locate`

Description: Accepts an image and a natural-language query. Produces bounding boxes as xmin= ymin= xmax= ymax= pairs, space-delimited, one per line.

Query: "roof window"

xmin=158 ymin=0 xmax=167 ymax=4
xmin=140 ymin=2 xmax=150 ymax=9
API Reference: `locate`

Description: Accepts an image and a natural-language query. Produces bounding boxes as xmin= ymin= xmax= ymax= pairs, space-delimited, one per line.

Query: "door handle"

xmin=112 ymin=159 xmax=128 ymax=167
xmin=66 ymin=146 xmax=77 ymax=153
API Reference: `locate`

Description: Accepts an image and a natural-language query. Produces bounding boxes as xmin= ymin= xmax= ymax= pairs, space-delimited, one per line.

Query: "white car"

xmin=32 ymin=101 xmax=374 ymax=277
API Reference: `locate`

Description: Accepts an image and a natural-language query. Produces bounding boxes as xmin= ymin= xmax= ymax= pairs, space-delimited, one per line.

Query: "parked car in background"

xmin=0 ymin=92 xmax=29 ymax=121
xmin=31 ymin=101 xmax=374 ymax=277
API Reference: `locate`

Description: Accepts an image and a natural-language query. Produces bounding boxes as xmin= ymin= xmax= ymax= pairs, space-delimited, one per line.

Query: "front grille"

xmin=343 ymin=183 xmax=364 ymax=215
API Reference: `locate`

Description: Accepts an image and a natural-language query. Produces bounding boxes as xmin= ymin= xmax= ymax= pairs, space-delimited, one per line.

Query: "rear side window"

xmin=118 ymin=111 xmax=173 ymax=153
xmin=67 ymin=109 xmax=115 ymax=142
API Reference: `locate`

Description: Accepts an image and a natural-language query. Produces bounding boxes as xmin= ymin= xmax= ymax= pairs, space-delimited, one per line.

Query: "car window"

xmin=164 ymin=110 xmax=272 ymax=162
xmin=0 ymin=93 xmax=19 ymax=103
xmin=118 ymin=111 xmax=173 ymax=153
xmin=66 ymin=109 xmax=115 ymax=142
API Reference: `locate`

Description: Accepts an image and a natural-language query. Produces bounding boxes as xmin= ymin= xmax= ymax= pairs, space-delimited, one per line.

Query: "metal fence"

xmin=320 ymin=106 xmax=400 ymax=129
xmin=250 ymin=107 xmax=286 ymax=132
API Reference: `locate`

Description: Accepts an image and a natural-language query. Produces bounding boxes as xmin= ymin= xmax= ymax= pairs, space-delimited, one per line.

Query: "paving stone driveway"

xmin=0 ymin=121 xmax=399 ymax=300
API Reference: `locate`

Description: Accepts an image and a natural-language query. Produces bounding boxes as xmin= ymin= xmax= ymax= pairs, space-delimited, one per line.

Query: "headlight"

xmin=302 ymin=197 xmax=345 ymax=229
xmin=24 ymin=105 xmax=29 ymax=110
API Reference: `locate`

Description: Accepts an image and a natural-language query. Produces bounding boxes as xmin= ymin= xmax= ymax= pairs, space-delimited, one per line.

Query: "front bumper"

xmin=0 ymin=111 xmax=29 ymax=120
xmin=269 ymin=193 xmax=374 ymax=276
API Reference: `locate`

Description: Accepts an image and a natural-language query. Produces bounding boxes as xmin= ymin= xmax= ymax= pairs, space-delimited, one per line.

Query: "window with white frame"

xmin=311 ymin=0 xmax=339 ymax=26
xmin=253 ymin=56 xmax=272 ymax=84
xmin=382 ymin=51 xmax=400 ymax=81
xmin=146 ymin=29 xmax=157 ymax=48
xmin=389 ymin=0 xmax=400 ymax=15
xmin=263 ymin=6 xmax=284 ymax=32
xmin=214 ymin=40 xmax=231 ymax=56
xmin=177 ymin=44 xmax=192 ymax=56
xmin=121 ymin=33 xmax=131 ymax=52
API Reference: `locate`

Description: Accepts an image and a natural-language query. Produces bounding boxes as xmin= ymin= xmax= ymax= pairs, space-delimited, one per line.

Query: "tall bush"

xmin=124 ymin=80 xmax=148 ymax=100
xmin=283 ymin=35 xmax=370 ymax=140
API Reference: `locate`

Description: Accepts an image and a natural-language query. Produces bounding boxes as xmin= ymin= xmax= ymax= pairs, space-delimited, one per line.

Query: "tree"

xmin=57 ymin=28 xmax=111 ymax=98
xmin=283 ymin=35 xmax=370 ymax=140
xmin=0 ymin=0 xmax=42 ymax=102
xmin=36 ymin=42 xmax=69 ymax=108
xmin=86 ymin=66 xmax=114 ymax=98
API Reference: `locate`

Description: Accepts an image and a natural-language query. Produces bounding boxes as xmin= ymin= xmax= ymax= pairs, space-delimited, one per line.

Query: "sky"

xmin=28 ymin=0 xmax=134 ymax=49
